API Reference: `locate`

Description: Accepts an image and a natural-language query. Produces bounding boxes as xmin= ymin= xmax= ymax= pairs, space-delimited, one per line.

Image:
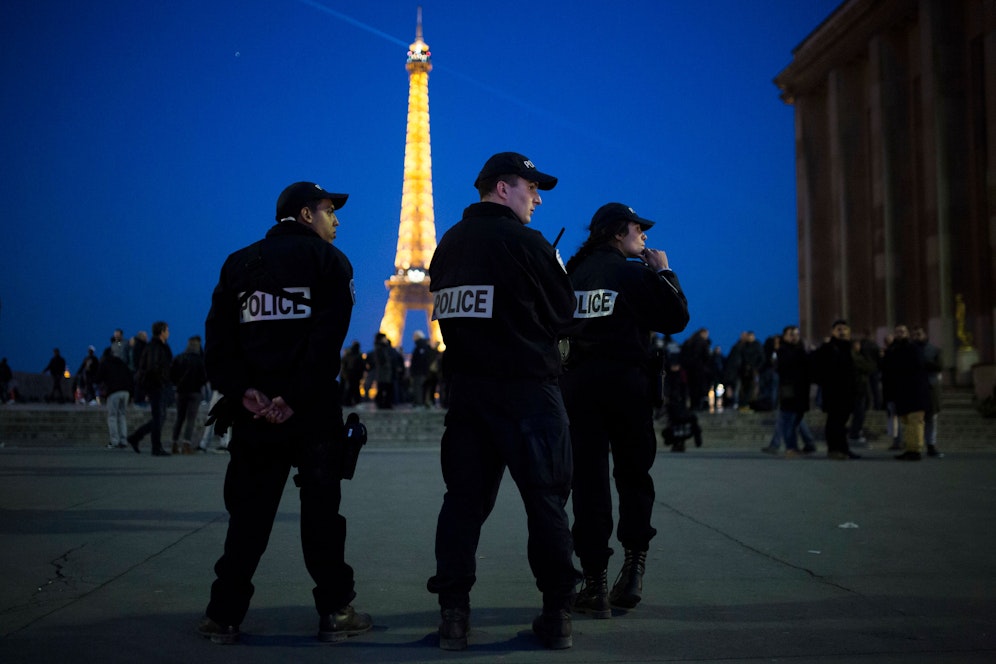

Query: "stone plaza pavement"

xmin=1 ymin=437 xmax=995 ymax=663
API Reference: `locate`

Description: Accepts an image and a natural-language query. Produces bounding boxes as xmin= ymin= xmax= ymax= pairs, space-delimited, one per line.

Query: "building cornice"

xmin=774 ymin=0 xmax=918 ymax=103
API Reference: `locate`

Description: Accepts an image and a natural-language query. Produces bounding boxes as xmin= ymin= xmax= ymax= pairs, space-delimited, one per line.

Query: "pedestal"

xmin=955 ymin=347 xmax=980 ymax=386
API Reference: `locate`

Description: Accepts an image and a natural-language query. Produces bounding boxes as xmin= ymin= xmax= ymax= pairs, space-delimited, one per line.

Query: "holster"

xmin=648 ymin=348 xmax=666 ymax=409
xmin=340 ymin=412 xmax=367 ymax=480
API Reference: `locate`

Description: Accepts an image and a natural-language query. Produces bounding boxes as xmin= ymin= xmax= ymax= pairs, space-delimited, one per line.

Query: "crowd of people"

xmin=339 ymin=330 xmax=445 ymax=410
xmin=659 ymin=321 xmax=945 ymax=461
xmin=28 ymin=326 xmax=215 ymax=456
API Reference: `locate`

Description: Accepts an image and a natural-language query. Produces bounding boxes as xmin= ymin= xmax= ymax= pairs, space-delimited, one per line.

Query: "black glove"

xmin=204 ymin=395 xmax=237 ymax=436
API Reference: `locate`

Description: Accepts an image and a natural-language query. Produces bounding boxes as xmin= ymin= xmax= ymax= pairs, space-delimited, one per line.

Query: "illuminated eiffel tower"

xmin=379 ymin=8 xmax=441 ymax=349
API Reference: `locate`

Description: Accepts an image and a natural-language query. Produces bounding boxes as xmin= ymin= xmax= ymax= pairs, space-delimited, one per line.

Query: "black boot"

xmin=609 ymin=549 xmax=646 ymax=609
xmin=532 ymin=609 xmax=572 ymax=649
xmin=572 ymin=569 xmax=611 ymax=619
xmin=318 ymin=604 xmax=373 ymax=642
xmin=437 ymin=606 xmax=469 ymax=651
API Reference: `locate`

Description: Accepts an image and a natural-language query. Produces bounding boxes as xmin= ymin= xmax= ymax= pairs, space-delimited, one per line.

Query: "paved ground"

xmin=1 ymin=438 xmax=995 ymax=663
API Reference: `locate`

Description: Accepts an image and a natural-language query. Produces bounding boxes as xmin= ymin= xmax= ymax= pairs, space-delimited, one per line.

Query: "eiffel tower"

xmin=379 ymin=8 xmax=441 ymax=350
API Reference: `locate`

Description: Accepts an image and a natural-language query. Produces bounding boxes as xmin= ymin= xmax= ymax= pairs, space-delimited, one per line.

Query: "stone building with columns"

xmin=774 ymin=0 xmax=995 ymax=384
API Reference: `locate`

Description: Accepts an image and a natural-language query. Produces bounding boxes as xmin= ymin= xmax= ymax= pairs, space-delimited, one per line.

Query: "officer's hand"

xmin=641 ymin=247 xmax=669 ymax=272
xmin=263 ymin=396 xmax=294 ymax=424
xmin=243 ymin=388 xmax=272 ymax=416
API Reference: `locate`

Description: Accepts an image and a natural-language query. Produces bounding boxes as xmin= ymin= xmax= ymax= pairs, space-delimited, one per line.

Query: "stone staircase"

xmin=1 ymin=387 xmax=993 ymax=451
xmin=692 ymin=386 xmax=995 ymax=451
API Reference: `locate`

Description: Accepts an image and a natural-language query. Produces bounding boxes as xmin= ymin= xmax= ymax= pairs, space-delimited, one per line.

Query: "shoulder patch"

xmin=240 ymin=287 xmax=312 ymax=323
xmin=432 ymin=285 xmax=494 ymax=320
xmin=574 ymin=289 xmax=618 ymax=318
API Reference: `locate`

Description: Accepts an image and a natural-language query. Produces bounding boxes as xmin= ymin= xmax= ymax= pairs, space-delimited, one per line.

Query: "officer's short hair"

xmin=476 ymin=173 xmax=520 ymax=200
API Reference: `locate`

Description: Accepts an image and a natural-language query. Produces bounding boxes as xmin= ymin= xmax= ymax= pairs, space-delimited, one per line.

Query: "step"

xmin=2 ymin=402 xmax=993 ymax=451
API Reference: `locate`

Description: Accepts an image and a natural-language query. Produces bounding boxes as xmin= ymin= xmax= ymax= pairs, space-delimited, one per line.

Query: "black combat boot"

xmin=438 ymin=606 xmax=470 ymax=651
xmin=572 ymin=569 xmax=611 ymax=619
xmin=532 ymin=609 xmax=573 ymax=649
xmin=317 ymin=604 xmax=373 ymax=642
xmin=609 ymin=549 xmax=646 ymax=609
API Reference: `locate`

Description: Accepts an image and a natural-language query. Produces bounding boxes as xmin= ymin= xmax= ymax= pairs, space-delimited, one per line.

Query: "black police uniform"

xmin=426 ymin=201 xmax=581 ymax=612
xmin=202 ymin=220 xmax=356 ymax=628
xmin=560 ymin=245 xmax=688 ymax=574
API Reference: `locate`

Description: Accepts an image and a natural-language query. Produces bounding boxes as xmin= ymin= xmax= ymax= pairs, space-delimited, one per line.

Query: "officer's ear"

xmin=299 ymin=205 xmax=314 ymax=225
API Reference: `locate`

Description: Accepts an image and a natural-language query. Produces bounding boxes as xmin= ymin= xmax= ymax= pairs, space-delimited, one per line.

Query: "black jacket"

xmin=96 ymin=353 xmax=133 ymax=395
xmin=204 ymin=221 xmax=354 ymax=429
xmin=138 ymin=338 xmax=173 ymax=390
xmin=566 ymin=245 xmax=689 ymax=367
xmin=882 ymin=338 xmax=930 ymax=415
xmin=812 ymin=337 xmax=855 ymax=413
xmin=776 ymin=341 xmax=810 ymax=413
xmin=170 ymin=351 xmax=208 ymax=394
xmin=429 ymin=202 xmax=575 ymax=381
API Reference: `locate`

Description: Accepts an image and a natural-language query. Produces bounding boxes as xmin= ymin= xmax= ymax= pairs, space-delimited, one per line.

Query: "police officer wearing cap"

xmin=197 ymin=181 xmax=372 ymax=644
xmin=426 ymin=152 xmax=581 ymax=650
xmin=560 ymin=202 xmax=689 ymax=618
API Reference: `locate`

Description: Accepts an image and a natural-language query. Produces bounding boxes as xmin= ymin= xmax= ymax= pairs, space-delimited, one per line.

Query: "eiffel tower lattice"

xmin=379 ymin=9 xmax=441 ymax=350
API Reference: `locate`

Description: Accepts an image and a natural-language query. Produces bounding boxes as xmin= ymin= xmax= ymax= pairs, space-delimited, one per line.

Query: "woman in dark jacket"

xmin=560 ymin=202 xmax=689 ymax=616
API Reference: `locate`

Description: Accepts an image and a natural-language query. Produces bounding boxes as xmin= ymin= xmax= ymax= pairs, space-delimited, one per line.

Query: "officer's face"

xmin=616 ymin=222 xmax=647 ymax=258
xmin=309 ymin=200 xmax=340 ymax=243
xmin=501 ymin=177 xmax=542 ymax=224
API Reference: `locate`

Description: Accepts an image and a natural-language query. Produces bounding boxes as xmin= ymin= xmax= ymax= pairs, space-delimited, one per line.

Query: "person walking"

xmin=912 ymin=325 xmax=944 ymax=457
xmin=883 ymin=325 xmax=931 ymax=461
xmin=127 ymin=321 xmax=173 ymax=456
xmin=408 ymin=330 xmax=432 ymax=407
xmin=812 ymin=319 xmax=860 ymax=460
xmin=0 ymin=357 xmax=13 ymax=403
xmin=169 ymin=335 xmax=208 ymax=454
xmin=43 ymin=348 xmax=67 ymax=403
xmin=197 ymin=181 xmax=371 ymax=645
xmin=761 ymin=326 xmax=811 ymax=457
xmin=96 ymin=347 xmax=133 ymax=449
xmin=426 ymin=152 xmax=580 ymax=650
xmin=559 ymin=202 xmax=689 ymax=618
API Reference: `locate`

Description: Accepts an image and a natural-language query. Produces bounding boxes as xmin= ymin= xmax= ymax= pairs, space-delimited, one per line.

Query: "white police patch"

xmin=432 ymin=285 xmax=494 ymax=320
xmin=240 ymin=287 xmax=312 ymax=323
xmin=574 ymin=289 xmax=617 ymax=318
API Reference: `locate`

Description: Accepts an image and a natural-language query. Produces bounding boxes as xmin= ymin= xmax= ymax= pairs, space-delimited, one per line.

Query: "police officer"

xmin=197 ymin=181 xmax=372 ymax=644
xmin=427 ymin=152 xmax=580 ymax=650
xmin=560 ymin=202 xmax=689 ymax=617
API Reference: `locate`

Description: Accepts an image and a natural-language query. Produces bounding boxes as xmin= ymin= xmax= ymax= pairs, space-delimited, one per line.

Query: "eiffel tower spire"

xmin=379 ymin=6 xmax=441 ymax=350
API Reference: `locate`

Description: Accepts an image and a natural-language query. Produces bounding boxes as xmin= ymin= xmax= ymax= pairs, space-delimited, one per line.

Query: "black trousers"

xmin=206 ymin=417 xmax=354 ymax=626
xmin=824 ymin=408 xmax=852 ymax=454
xmin=131 ymin=386 xmax=167 ymax=452
xmin=427 ymin=374 xmax=579 ymax=612
xmin=561 ymin=361 xmax=658 ymax=573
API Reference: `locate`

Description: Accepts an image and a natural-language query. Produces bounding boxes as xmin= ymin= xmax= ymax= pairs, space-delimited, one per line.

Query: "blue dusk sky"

xmin=0 ymin=0 xmax=840 ymax=373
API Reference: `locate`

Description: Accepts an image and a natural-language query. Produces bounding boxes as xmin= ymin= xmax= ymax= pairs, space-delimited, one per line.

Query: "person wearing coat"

xmin=811 ymin=319 xmax=860 ymax=460
xmin=772 ymin=326 xmax=811 ymax=457
xmin=882 ymin=325 xmax=931 ymax=461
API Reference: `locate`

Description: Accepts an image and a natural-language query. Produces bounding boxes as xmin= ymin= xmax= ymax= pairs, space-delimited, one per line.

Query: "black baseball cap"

xmin=589 ymin=202 xmax=656 ymax=233
xmin=275 ymin=182 xmax=348 ymax=221
xmin=473 ymin=152 xmax=558 ymax=190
